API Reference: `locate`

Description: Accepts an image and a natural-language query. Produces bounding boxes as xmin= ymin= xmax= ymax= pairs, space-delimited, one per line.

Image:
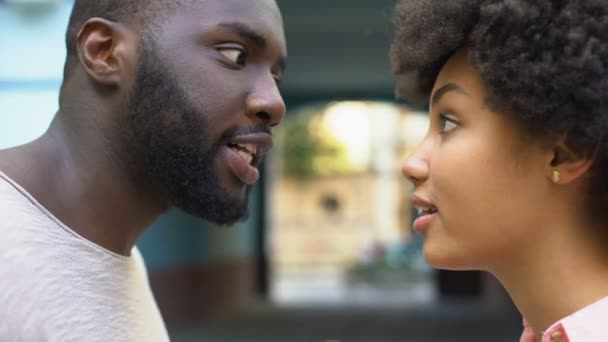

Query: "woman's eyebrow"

xmin=431 ymin=83 xmax=470 ymax=105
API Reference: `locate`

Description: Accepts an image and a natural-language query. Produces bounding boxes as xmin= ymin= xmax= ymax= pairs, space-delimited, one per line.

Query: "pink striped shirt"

xmin=522 ymin=297 xmax=608 ymax=341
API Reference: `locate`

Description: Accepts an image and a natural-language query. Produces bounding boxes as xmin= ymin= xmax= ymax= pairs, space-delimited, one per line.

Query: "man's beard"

xmin=126 ymin=45 xmax=250 ymax=225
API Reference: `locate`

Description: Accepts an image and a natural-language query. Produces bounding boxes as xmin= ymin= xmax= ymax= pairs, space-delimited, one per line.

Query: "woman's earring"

xmin=552 ymin=170 xmax=561 ymax=183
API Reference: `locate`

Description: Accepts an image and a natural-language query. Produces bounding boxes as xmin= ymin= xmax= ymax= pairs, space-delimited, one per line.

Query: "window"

xmin=0 ymin=2 xmax=72 ymax=148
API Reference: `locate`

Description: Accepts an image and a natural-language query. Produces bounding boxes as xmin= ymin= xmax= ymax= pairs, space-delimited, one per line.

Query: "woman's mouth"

xmin=416 ymin=206 xmax=438 ymax=216
xmin=411 ymin=194 xmax=438 ymax=233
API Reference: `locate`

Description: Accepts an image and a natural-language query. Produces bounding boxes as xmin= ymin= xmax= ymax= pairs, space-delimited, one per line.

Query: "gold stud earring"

xmin=552 ymin=170 xmax=561 ymax=183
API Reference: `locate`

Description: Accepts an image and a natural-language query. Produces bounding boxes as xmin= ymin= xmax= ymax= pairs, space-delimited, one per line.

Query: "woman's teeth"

xmin=416 ymin=207 xmax=437 ymax=216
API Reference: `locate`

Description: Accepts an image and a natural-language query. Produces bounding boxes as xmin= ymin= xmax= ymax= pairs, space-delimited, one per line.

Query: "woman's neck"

xmin=493 ymin=225 xmax=608 ymax=337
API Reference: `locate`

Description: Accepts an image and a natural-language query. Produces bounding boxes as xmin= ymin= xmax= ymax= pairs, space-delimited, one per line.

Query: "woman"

xmin=390 ymin=1 xmax=608 ymax=341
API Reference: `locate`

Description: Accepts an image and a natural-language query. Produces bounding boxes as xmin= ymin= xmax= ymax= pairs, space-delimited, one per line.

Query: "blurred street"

xmin=172 ymin=300 xmax=522 ymax=342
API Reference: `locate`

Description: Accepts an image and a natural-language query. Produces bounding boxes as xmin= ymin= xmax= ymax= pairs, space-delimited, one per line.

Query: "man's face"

xmin=127 ymin=0 xmax=286 ymax=225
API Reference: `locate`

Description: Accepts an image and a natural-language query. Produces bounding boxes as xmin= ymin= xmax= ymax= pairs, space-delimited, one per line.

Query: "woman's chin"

xmin=422 ymin=243 xmax=476 ymax=271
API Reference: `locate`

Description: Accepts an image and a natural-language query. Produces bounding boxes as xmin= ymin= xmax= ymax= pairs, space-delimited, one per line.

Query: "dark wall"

xmin=279 ymin=0 xmax=398 ymax=97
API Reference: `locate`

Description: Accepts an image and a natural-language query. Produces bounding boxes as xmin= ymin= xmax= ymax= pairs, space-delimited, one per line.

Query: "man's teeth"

xmin=236 ymin=149 xmax=254 ymax=164
xmin=229 ymin=143 xmax=257 ymax=164
xmin=235 ymin=143 xmax=257 ymax=155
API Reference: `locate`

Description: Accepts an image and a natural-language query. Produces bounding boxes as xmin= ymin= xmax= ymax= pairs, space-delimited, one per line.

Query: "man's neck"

xmin=0 ymin=115 xmax=168 ymax=256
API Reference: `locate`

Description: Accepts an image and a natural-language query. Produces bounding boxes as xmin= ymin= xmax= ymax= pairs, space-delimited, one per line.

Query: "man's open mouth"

xmin=227 ymin=143 xmax=258 ymax=165
xmin=224 ymin=132 xmax=273 ymax=169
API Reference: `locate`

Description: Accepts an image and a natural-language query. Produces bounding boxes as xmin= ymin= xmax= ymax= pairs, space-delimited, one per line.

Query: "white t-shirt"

xmin=0 ymin=171 xmax=170 ymax=342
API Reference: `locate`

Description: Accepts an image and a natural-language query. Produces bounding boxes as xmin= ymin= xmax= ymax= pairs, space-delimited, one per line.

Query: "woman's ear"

xmin=548 ymin=138 xmax=593 ymax=184
xmin=76 ymin=18 xmax=135 ymax=87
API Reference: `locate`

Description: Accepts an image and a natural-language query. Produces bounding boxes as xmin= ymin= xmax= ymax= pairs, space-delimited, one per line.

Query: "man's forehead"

xmin=175 ymin=0 xmax=284 ymax=42
xmin=187 ymin=0 xmax=282 ymax=23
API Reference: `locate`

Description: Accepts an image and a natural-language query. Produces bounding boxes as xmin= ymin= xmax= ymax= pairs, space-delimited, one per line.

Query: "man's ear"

xmin=76 ymin=18 xmax=135 ymax=87
xmin=548 ymin=137 xmax=593 ymax=184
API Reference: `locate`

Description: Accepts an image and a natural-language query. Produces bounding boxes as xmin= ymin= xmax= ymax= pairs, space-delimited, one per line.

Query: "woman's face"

xmin=402 ymin=50 xmax=554 ymax=271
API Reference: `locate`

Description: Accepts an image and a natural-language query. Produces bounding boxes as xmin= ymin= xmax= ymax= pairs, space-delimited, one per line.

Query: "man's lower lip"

xmin=222 ymin=145 xmax=259 ymax=185
xmin=413 ymin=213 xmax=436 ymax=233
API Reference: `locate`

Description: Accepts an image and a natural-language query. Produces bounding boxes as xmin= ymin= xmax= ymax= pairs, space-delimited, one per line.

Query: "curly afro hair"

xmin=390 ymin=0 xmax=608 ymax=226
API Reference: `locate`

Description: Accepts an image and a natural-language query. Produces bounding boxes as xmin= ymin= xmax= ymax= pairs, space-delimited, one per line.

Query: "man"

xmin=0 ymin=0 xmax=286 ymax=340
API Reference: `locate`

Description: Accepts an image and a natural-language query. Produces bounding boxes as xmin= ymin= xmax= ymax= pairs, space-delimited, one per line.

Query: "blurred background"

xmin=0 ymin=0 xmax=523 ymax=341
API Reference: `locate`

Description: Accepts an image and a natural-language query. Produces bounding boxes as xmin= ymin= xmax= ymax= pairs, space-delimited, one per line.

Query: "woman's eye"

xmin=439 ymin=113 xmax=459 ymax=134
xmin=218 ymin=48 xmax=246 ymax=66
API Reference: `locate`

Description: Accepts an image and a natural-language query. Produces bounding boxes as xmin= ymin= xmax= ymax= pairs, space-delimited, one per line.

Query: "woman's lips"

xmin=413 ymin=212 xmax=436 ymax=233
xmin=411 ymin=194 xmax=438 ymax=233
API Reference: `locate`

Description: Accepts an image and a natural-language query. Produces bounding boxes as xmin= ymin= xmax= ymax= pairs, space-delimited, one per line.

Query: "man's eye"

xmin=218 ymin=48 xmax=246 ymax=66
xmin=439 ymin=113 xmax=459 ymax=134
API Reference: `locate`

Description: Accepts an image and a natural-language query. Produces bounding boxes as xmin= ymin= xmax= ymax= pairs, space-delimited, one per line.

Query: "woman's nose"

xmin=401 ymin=144 xmax=430 ymax=186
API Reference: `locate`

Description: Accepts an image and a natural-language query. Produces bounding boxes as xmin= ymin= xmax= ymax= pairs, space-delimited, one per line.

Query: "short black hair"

xmin=390 ymin=0 xmax=608 ymax=227
xmin=63 ymin=0 xmax=190 ymax=78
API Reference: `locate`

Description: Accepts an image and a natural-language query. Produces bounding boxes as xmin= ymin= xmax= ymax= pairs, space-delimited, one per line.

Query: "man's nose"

xmin=245 ymin=74 xmax=286 ymax=127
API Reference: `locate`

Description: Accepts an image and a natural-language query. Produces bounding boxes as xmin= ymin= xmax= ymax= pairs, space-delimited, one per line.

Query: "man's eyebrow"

xmin=431 ymin=83 xmax=469 ymax=105
xmin=218 ymin=22 xmax=267 ymax=48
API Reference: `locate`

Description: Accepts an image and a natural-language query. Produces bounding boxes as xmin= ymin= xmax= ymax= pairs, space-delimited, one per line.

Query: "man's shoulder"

xmin=0 ymin=170 xmax=57 ymax=246
xmin=0 ymin=169 xmax=40 ymax=217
